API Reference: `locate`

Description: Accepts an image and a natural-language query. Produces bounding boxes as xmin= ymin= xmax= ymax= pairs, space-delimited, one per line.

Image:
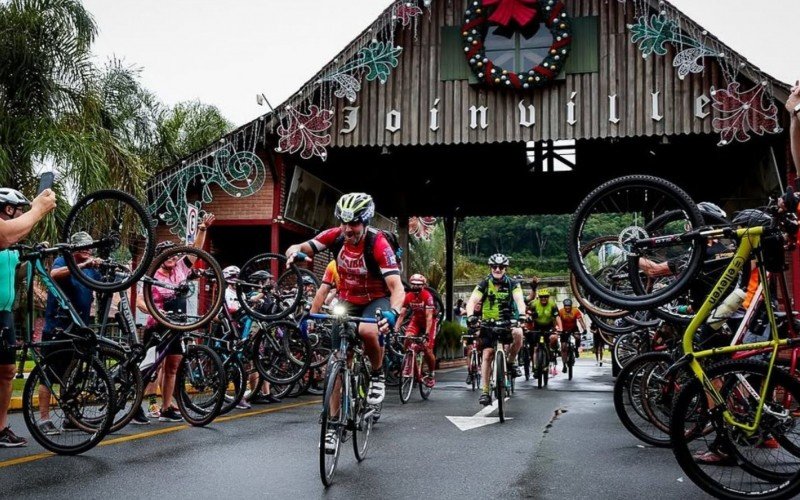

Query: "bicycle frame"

xmin=655 ymin=226 xmax=800 ymax=434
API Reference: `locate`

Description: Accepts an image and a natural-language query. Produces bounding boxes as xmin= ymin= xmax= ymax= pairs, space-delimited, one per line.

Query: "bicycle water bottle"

xmin=706 ymin=288 xmax=746 ymax=331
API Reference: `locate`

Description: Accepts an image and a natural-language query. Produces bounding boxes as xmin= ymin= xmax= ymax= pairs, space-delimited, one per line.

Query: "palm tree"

xmin=148 ymin=100 xmax=233 ymax=169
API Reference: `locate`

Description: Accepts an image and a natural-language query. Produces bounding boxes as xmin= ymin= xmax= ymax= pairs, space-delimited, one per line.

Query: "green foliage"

xmin=435 ymin=320 xmax=467 ymax=359
xmin=0 ymin=0 xmax=233 ymax=244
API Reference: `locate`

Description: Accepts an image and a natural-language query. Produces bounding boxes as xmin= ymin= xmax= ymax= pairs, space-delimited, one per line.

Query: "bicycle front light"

xmin=333 ymin=304 xmax=346 ymax=316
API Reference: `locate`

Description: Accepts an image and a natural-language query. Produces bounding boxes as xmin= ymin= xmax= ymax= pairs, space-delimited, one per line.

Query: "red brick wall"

xmin=201 ymin=176 xmax=275 ymax=222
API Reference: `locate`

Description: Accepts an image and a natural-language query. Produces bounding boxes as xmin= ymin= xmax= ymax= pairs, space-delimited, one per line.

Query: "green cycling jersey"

xmin=472 ymin=275 xmax=523 ymax=321
xmin=0 ymin=249 xmax=20 ymax=312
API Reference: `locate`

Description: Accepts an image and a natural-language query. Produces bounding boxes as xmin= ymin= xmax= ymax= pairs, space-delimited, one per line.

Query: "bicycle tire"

xmin=613 ymin=332 xmax=644 ymax=371
xmin=142 ymin=245 xmax=224 ymax=331
xmin=496 ymin=351 xmax=505 ymax=423
xmin=237 ymin=253 xmax=302 ymax=321
xmin=320 ymin=360 xmax=344 ymax=487
xmin=22 ymin=355 xmax=115 ymax=455
xmin=586 ymin=311 xmax=638 ymax=335
xmin=670 ymin=360 xmax=800 ymax=499
xmin=399 ymin=352 xmax=414 ymax=404
xmin=252 ymin=320 xmax=311 ymax=385
xmin=568 ymin=350 xmax=574 ymax=381
xmin=419 ymin=376 xmax=432 ymax=400
xmin=613 ymin=352 xmax=674 ymax=447
xmin=62 ymin=189 xmax=155 ymax=293
xmin=219 ymin=357 xmax=246 ymax=415
xmin=352 ymin=361 xmax=373 ymax=462
xmin=176 ymin=344 xmax=227 ymax=426
xmin=99 ymin=345 xmax=144 ymax=433
xmin=569 ymin=236 xmax=630 ymax=319
xmin=568 ymin=175 xmax=704 ymax=310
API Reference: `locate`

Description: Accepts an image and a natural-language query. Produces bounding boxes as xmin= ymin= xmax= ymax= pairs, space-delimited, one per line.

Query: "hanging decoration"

xmin=272 ymin=1 xmax=431 ymax=161
xmin=628 ymin=13 xmax=715 ymax=79
xmin=409 ymin=216 xmax=438 ymax=240
xmin=393 ymin=2 xmax=424 ymax=27
xmin=622 ymin=0 xmax=783 ymax=146
xmin=462 ymin=0 xmax=573 ymax=89
xmin=275 ymin=105 xmax=334 ymax=160
xmin=147 ymin=121 xmax=267 ymax=236
xmin=711 ymin=82 xmax=782 ymax=146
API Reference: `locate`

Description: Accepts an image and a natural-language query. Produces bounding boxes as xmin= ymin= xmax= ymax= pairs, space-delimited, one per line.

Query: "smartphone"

xmin=37 ymin=172 xmax=54 ymax=195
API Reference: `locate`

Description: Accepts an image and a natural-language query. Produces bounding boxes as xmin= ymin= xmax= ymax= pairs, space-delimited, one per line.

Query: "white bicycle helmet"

xmin=0 ymin=188 xmax=30 ymax=208
xmin=697 ymin=201 xmax=727 ymax=221
xmin=223 ymin=265 xmax=240 ymax=279
xmin=487 ymin=253 xmax=509 ymax=267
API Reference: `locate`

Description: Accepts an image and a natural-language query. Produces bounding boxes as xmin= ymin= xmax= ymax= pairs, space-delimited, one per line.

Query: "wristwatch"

xmin=794 ymin=102 xmax=800 ymax=117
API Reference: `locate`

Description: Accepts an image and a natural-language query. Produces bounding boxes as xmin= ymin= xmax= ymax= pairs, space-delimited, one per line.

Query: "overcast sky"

xmin=83 ymin=0 xmax=798 ymax=127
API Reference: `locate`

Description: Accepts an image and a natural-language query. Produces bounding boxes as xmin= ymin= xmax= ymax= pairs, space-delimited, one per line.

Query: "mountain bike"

xmin=569 ymin=175 xmax=800 ymax=499
xmin=469 ymin=319 xmax=517 ymax=423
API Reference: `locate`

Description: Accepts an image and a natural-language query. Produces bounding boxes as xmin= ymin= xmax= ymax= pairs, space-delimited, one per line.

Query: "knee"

xmin=0 ymin=364 xmax=14 ymax=382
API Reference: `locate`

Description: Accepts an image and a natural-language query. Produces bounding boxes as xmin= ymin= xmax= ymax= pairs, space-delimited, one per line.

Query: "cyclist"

xmin=589 ymin=323 xmax=605 ymax=366
xmin=37 ymin=231 xmax=110 ymax=433
xmin=394 ymin=273 xmax=437 ymax=388
xmin=556 ymin=298 xmax=585 ymax=362
xmin=465 ymin=253 xmax=526 ymax=406
xmin=527 ymin=288 xmax=561 ymax=372
xmin=136 ymin=212 xmax=215 ymax=422
xmin=0 ymin=187 xmax=55 ymax=447
xmin=286 ymin=192 xmax=404 ymax=408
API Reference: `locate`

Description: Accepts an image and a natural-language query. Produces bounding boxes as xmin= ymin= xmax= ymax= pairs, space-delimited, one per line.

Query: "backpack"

xmin=329 ymin=227 xmax=403 ymax=279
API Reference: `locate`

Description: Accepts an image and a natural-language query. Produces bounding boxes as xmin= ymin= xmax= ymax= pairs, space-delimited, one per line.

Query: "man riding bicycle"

xmin=556 ymin=298 xmax=585 ymax=369
xmin=394 ymin=273 xmax=437 ymax=388
xmin=526 ymin=288 xmax=560 ymax=372
xmin=465 ymin=254 xmax=525 ymax=406
xmin=286 ymin=192 xmax=403 ymax=406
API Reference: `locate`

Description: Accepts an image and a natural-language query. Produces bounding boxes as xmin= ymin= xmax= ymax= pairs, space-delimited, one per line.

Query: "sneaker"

xmin=367 ymin=372 xmax=386 ymax=405
xmin=132 ymin=407 xmax=150 ymax=425
xmin=158 ymin=407 xmax=183 ymax=422
xmin=324 ymin=430 xmax=337 ymax=453
xmin=599 ymin=361 xmax=603 ymax=367
xmin=424 ymin=376 xmax=436 ymax=389
xmin=147 ymin=403 xmax=161 ymax=418
xmin=693 ymin=450 xmax=735 ymax=466
xmin=371 ymin=404 xmax=382 ymax=423
xmin=478 ymin=392 xmax=491 ymax=406
xmin=236 ymin=399 xmax=252 ymax=410
xmin=0 ymin=426 xmax=28 ymax=447
xmin=465 ymin=374 xmax=473 ymax=385
xmin=37 ymin=420 xmax=60 ymax=436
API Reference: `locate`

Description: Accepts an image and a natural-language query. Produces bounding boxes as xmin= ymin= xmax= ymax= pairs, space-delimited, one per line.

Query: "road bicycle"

xmin=308 ymin=307 xmax=382 ymax=487
xmin=395 ymin=332 xmax=433 ymax=403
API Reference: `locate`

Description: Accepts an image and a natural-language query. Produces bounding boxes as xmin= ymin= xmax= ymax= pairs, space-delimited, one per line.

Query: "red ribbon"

xmin=483 ymin=0 xmax=539 ymax=28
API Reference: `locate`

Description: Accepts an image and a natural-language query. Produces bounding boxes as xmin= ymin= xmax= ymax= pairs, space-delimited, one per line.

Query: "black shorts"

xmin=0 ymin=311 xmax=16 ymax=365
xmin=593 ymin=332 xmax=604 ymax=349
xmin=333 ymin=297 xmax=391 ymax=348
xmin=478 ymin=326 xmax=513 ymax=350
xmin=524 ymin=329 xmax=549 ymax=348
xmin=144 ymin=326 xmax=184 ymax=356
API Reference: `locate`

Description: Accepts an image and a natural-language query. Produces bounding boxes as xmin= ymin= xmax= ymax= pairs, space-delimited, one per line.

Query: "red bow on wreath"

xmin=483 ymin=0 xmax=539 ymax=28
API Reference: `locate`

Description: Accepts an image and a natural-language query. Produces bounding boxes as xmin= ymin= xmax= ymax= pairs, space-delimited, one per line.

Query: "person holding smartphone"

xmin=0 ymin=185 xmax=56 ymax=447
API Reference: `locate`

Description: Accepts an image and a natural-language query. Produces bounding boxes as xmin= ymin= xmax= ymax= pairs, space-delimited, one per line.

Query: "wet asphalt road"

xmin=0 ymin=358 xmax=711 ymax=499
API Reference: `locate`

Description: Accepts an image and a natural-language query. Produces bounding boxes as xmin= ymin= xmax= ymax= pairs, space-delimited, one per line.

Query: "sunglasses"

xmin=490 ymin=265 xmax=507 ymax=270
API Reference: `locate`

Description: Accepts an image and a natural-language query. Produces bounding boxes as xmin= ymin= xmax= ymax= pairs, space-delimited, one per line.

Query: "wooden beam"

xmin=444 ymin=215 xmax=455 ymax=322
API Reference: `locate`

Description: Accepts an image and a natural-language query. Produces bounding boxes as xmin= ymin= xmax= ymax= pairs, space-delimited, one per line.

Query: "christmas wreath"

xmin=462 ymin=0 xmax=572 ymax=89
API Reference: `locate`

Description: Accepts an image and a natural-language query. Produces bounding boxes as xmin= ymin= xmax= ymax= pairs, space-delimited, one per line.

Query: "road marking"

xmin=446 ymin=398 xmax=512 ymax=431
xmin=0 ymin=399 xmax=320 ymax=469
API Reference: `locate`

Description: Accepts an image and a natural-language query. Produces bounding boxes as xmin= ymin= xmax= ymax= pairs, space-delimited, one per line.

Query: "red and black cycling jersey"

xmin=403 ymin=288 xmax=435 ymax=326
xmin=310 ymin=227 xmax=399 ymax=306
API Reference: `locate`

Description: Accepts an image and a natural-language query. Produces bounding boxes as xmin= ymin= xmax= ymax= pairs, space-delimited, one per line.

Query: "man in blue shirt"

xmin=36 ymin=231 xmax=107 ymax=434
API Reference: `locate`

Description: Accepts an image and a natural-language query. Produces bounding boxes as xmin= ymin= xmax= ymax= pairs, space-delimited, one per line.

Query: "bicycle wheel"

xmin=568 ymin=349 xmax=574 ymax=381
xmin=98 ymin=345 xmax=144 ymax=433
xmin=320 ymin=360 xmax=344 ymax=487
xmin=237 ymin=253 xmax=302 ymax=321
xmin=220 ymin=356 xmax=246 ymax=415
xmin=671 ymin=360 xmax=800 ymax=499
xmin=613 ymin=332 xmax=644 ymax=370
xmin=586 ymin=311 xmax=638 ymax=335
xmin=306 ymin=367 xmax=326 ymax=396
xmin=496 ymin=351 xmax=505 ymax=423
xmin=613 ymin=352 xmax=674 ymax=447
xmin=535 ymin=348 xmax=545 ymax=388
xmin=252 ymin=320 xmax=311 ymax=385
xmin=22 ymin=354 xmax=115 ymax=455
xmin=569 ymin=175 xmax=704 ymax=310
xmin=288 ymin=367 xmax=313 ymax=397
xmin=522 ymin=348 xmax=531 ymax=381
xmin=399 ymin=352 xmax=414 ymax=404
xmin=569 ymin=236 xmax=630 ymax=319
xmin=352 ymin=362 xmax=373 ymax=462
xmin=176 ymin=344 xmax=227 ymax=426
xmin=142 ymin=246 xmax=224 ymax=331
xmin=62 ymin=189 xmax=154 ymax=292
xmin=419 ymin=356 xmax=433 ymax=400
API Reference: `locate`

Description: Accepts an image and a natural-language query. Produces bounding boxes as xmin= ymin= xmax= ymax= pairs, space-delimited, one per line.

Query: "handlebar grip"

xmin=295 ymin=251 xmax=308 ymax=262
